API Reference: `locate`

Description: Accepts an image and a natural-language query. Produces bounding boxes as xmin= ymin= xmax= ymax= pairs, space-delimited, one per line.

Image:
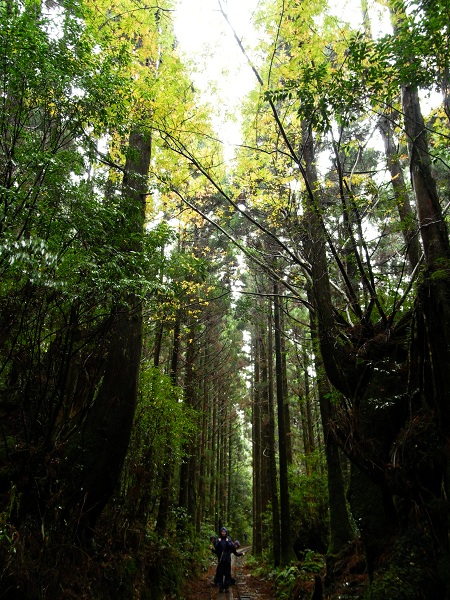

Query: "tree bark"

xmin=309 ymin=311 xmax=353 ymax=554
xmin=73 ymin=129 xmax=149 ymax=531
xmin=260 ymin=326 xmax=271 ymax=550
xmin=402 ymin=85 xmax=450 ymax=432
xmin=378 ymin=112 xmax=421 ymax=272
xmin=274 ymin=281 xmax=294 ymax=564
xmin=279 ymin=300 xmax=292 ymax=465
xmin=300 ymin=121 xmax=354 ymax=556
xmin=400 ymin=79 xmax=450 ymax=267
xmin=252 ymin=334 xmax=263 ymax=556
xmin=156 ymin=310 xmax=180 ymax=534
xmin=268 ymin=304 xmax=281 ymax=566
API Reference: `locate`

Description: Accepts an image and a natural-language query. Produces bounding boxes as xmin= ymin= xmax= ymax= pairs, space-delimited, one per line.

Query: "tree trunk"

xmin=260 ymin=324 xmax=271 ymax=550
xmin=252 ymin=334 xmax=263 ymax=556
xmin=309 ymin=311 xmax=353 ymax=554
xmin=72 ymin=129 xmax=149 ymax=531
xmin=279 ymin=300 xmax=292 ymax=465
xmin=197 ymin=348 xmax=209 ymax=532
xmin=362 ymin=0 xmax=421 ymax=273
xmin=378 ymin=112 xmax=421 ymax=272
xmin=300 ymin=120 xmax=354 ymax=558
xmin=178 ymin=330 xmax=197 ymax=518
xmin=156 ymin=310 xmax=180 ymax=534
xmin=402 ymin=85 xmax=450 ymax=431
xmin=303 ymin=346 xmax=316 ymax=465
xmin=210 ymin=391 xmax=218 ymax=528
xmin=268 ymin=304 xmax=281 ymax=566
xmin=274 ymin=282 xmax=294 ymax=565
xmin=301 ymin=121 xmax=350 ymax=396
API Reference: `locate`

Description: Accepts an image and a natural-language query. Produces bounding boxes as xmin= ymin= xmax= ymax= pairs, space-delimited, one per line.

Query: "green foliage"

xmin=119 ymin=366 xmax=198 ymax=523
xmin=429 ymin=258 xmax=450 ymax=282
xmin=301 ymin=550 xmax=324 ymax=573
xmin=271 ymin=553 xmax=325 ymax=599
xmin=0 ymin=489 xmax=18 ymax=571
xmin=359 ymin=506 xmax=449 ymax=599
xmin=1 ymin=0 xmax=449 ymax=596
xmin=0 ymin=0 xmax=144 ymax=308
xmin=0 ymin=514 xmax=206 ymax=599
xmin=289 ymin=452 xmax=329 ymax=555
xmin=273 ymin=564 xmax=302 ymax=599
xmin=367 ymin=568 xmax=417 ymax=600
xmin=228 ymin=470 xmax=252 ymax=539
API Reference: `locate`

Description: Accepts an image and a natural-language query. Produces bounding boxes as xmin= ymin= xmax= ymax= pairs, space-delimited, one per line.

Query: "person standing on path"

xmin=213 ymin=527 xmax=243 ymax=592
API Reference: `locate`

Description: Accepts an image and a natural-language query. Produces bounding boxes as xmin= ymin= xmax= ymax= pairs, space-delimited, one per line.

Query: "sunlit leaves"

xmin=132 ymin=366 xmax=198 ymax=460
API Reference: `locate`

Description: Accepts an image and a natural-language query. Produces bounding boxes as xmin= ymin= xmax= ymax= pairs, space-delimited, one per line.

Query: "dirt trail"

xmin=184 ymin=549 xmax=275 ymax=599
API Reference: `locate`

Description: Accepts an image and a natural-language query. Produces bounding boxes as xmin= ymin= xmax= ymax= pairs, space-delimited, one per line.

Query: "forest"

xmin=0 ymin=0 xmax=449 ymax=598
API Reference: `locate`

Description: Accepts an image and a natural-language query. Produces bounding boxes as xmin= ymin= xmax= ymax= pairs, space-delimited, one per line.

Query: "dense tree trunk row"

xmin=2 ymin=0 xmax=450 ymax=598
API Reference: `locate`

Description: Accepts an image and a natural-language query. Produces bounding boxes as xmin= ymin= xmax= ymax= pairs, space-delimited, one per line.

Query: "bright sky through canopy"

xmin=173 ymin=0 xmax=260 ymax=158
xmin=172 ymin=0 xmax=393 ymax=161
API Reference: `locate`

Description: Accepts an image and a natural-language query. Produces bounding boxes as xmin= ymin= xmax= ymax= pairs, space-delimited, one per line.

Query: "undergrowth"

xmin=246 ymin=550 xmax=325 ymax=599
xmin=0 ymin=511 xmax=207 ymax=599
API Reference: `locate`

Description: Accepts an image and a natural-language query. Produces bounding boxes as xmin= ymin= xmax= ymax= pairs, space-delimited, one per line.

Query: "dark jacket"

xmin=214 ymin=536 xmax=234 ymax=562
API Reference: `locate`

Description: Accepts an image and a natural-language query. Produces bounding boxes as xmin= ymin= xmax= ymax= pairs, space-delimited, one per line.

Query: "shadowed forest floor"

xmin=183 ymin=541 xmax=370 ymax=599
xmin=184 ymin=549 xmax=276 ymax=599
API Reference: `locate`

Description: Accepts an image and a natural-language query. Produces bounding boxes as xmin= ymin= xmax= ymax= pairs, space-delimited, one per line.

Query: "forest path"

xmin=184 ymin=548 xmax=275 ymax=599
